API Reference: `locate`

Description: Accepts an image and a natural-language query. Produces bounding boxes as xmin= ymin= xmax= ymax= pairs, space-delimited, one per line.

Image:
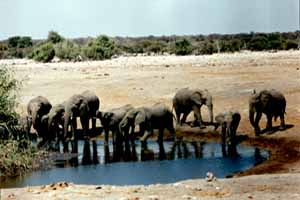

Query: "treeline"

xmin=0 ymin=31 xmax=299 ymax=62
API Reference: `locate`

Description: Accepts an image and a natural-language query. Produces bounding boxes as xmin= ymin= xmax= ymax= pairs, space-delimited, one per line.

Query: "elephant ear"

xmin=135 ymin=109 xmax=146 ymax=125
xmin=191 ymin=91 xmax=205 ymax=105
xmin=215 ymin=113 xmax=225 ymax=124
xmin=41 ymin=115 xmax=49 ymax=124
xmin=79 ymin=101 xmax=89 ymax=116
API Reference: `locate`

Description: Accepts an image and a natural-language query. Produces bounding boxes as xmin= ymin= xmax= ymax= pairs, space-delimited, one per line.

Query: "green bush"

xmin=83 ymin=35 xmax=115 ymax=60
xmin=0 ymin=67 xmax=19 ymax=125
xmin=172 ymin=39 xmax=192 ymax=55
xmin=55 ymin=40 xmax=81 ymax=61
xmin=199 ymin=40 xmax=216 ymax=55
xmin=285 ymin=40 xmax=298 ymax=50
xmin=248 ymin=36 xmax=268 ymax=51
xmin=47 ymin=31 xmax=64 ymax=44
xmin=7 ymin=36 xmax=32 ymax=48
xmin=32 ymin=43 xmax=55 ymax=62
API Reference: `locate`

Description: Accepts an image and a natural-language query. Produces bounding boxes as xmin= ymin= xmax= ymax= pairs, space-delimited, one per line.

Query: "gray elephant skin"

xmin=173 ymin=88 xmax=213 ymax=127
xmin=120 ymin=103 xmax=175 ymax=148
xmin=97 ymin=104 xmax=134 ymax=160
xmin=215 ymin=111 xmax=241 ymax=145
xmin=41 ymin=103 xmax=65 ymax=147
xmin=64 ymin=90 xmax=100 ymax=140
xmin=27 ymin=96 xmax=52 ymax=139
xmin=249 ymin=89 xmax=286 ymax=136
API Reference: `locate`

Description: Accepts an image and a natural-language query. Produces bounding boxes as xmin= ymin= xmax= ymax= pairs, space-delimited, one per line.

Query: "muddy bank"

xmin=2 ymin=173 xmax=300 ymax=199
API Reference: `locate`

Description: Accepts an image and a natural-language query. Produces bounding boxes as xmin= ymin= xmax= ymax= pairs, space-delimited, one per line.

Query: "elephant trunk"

xmin=64 ymin=112 xmax=71 ymax=138
xmin=209 ymin=104 xmax=214 ymax=124
xmin=249 ymin=110 xmax=256 ymax=128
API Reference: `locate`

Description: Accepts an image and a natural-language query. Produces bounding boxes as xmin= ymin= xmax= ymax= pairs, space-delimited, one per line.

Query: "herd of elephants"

xmin=22 ymin=87 xmax=286 ymax=161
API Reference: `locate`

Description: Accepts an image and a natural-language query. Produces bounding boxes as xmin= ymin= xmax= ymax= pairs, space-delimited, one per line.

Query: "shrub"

xmin=173 ymin=39 xmax=192 ymax=55
xmin=32 ymin=42 xmax=55 ymax=62
xmin=248 ymin=36 xmax=268 ymax=51
xmin=55 ymin=40 xmax=81 ymax=61
xmin=199 ymin=40 xmax=216 ymax=55
xmin=47 ymin=31 xmax=64 ymax=44
xmin=285 ymin=40 xmax=298 ymax=50
xmin=0 ymin=43 xmax=8 ymax=59
xmin=17 ymin=36 xmax=33 ymax=48
xmin=0 ymin=67 xmax=19 ymax=125
xmin=8 ymin=36 xmax=21 ymax=48
xmin=7 ymin=36 xmax=32 ymax=49
xmin=83 ymin=35 xmax=115 ymax=60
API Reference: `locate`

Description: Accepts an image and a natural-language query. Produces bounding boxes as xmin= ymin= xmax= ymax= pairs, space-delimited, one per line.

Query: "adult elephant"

xmin=173 ymin=88 xmax=213 ymax=128
xmin=64 ymin=90 xmax=100 ymax=140
xmin=215 ymin=110 xmax=241 ymax=145
xmin=249 ymin=89 xmax=286 ymax=136
xmin=27 ymin=96 xmax=52 ymax=139
xmin=97 ymin=104 xmax=134 ymax=161
xmin=119 ymin=103 xmax=176 ymax=148
xmin=41 ymin=103 xmax=65 ymax=149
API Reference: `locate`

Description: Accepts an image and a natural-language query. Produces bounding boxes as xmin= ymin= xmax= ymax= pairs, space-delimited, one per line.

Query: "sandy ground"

xmin=1 ymin=50 xmax=300 ymax=199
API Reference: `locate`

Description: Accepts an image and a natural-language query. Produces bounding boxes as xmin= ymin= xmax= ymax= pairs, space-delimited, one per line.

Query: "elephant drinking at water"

xmin=119 ymin=103 xmax=176 ymax=149
xmin=64 ymin=90 xmax=100 ymax=140
xmin=41 ymin=103 xmax=66 ymax=150
xmin=215 ymin=110 xmax=241 ymax=146
xmin=27 ymin=96 xmax=52 ymax=145
xmin=173 ymin=88 xmax=213 ymax=128
xmin=97 ymin=104 xmax=134 ymax=160
xmin=249 ymin=89 xmax=286 ymax=136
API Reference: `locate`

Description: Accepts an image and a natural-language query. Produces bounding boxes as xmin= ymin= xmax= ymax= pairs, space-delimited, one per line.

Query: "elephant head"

xmin=248 ymin=90 xmax=270 ymax=135
xmin=119 ymin=108 xmax=139 ymax=132
xmin=41 ymin=104 xmax=65 ymax=141
xmin=215 ymin=111 xmax=241 ymax=145
xmin=98 ymin=111 xmax=115 ymax=128
xmin=27 ymin=96 xmax=52 ymax=136
xmin=191 ymin=89 xmax=214 ymax=123
xmin=63 ymin=96 xmax=89 ymax=139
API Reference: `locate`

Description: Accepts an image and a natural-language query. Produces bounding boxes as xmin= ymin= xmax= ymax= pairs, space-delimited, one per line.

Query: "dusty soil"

xmin=1 ymin=50 xmax=300 ymax=199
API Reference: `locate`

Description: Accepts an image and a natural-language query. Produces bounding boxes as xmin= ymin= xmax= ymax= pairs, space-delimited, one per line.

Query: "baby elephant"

xmin=215 ymin=111 xmax=241 ymax=145
xmin=119 ymin=103 xmax=176 ymax=148
xmin=97 ymin=104 xmax=134 ymax=147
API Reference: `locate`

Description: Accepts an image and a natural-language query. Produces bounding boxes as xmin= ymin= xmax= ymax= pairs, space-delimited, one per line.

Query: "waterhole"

xmin=0 ymin=140 xmax=268 ymax=188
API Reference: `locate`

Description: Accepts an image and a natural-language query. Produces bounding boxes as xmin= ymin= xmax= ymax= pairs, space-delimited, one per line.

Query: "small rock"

xmin=95 ymin=186 xmax=102 ymax=190
xmin=148 ymin=195 xmax=159 ymax=200
xmin=104 ymin=73 xmax=110 ymax=76
xmin=206 ymin=172 xmax=217 ymax=182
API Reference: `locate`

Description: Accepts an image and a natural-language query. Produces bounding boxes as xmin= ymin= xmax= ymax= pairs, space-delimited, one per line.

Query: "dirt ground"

xmin=1 ymin=50 xmax=300 ymax=199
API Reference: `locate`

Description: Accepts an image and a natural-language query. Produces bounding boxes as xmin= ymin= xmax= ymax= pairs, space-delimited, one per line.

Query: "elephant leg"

xmin=157 ymin=128 xmax=164 ymax=144
xmin=80 ymin=117 xmax=89 ymax=139
xmin=192 ymin=105 xmax=204 ymax=128
xmin=181 ymin=112 xmax=189 ymax=125
xmin=254 ymin=112 xmax=262 ymax=136
xmin=221 ymin=125 xmax=226 ymax=145
xmin=91 ymin=117 xmax=96 ymax=135
xmin=104 ymin=128 xmax=110 ymax=146
xmin=266 ymin=114 xmax=273 ymax=132
xmin=70 ymin=117 xmax=77 ymax=140
xmin=279 ymin=114 xmax=286 ymax=130
xmin=175 ymin=110 xmax=181 ymax=125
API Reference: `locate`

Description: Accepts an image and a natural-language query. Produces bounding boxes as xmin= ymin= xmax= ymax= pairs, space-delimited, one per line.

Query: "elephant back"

xmin=81 ymin=90 xmax=100 ymax=115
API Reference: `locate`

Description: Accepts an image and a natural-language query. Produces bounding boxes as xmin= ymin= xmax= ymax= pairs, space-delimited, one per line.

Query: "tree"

xmin=0 ymin=67 xmax=19 ymax=125
xmin=32 ymin=43 xmax=55 ymax=62
xmin=173 ymin=39 xmax=192 ymax=55
xmin=55 ymin=40 xmax=80 ymax=61
xmin=47 ymin=31 xmax=64 ymax=44
xmin=83 ymin=35 xmax=115 ymax=60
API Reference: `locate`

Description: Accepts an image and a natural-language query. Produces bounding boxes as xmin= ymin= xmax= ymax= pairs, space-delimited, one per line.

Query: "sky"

xmin=0 ymin=0 xmax=299 ymax=39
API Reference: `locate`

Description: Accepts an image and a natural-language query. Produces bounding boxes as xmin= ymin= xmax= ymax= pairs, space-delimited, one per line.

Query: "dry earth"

xmin=1 ymin=50 xmax=300 ymax=199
